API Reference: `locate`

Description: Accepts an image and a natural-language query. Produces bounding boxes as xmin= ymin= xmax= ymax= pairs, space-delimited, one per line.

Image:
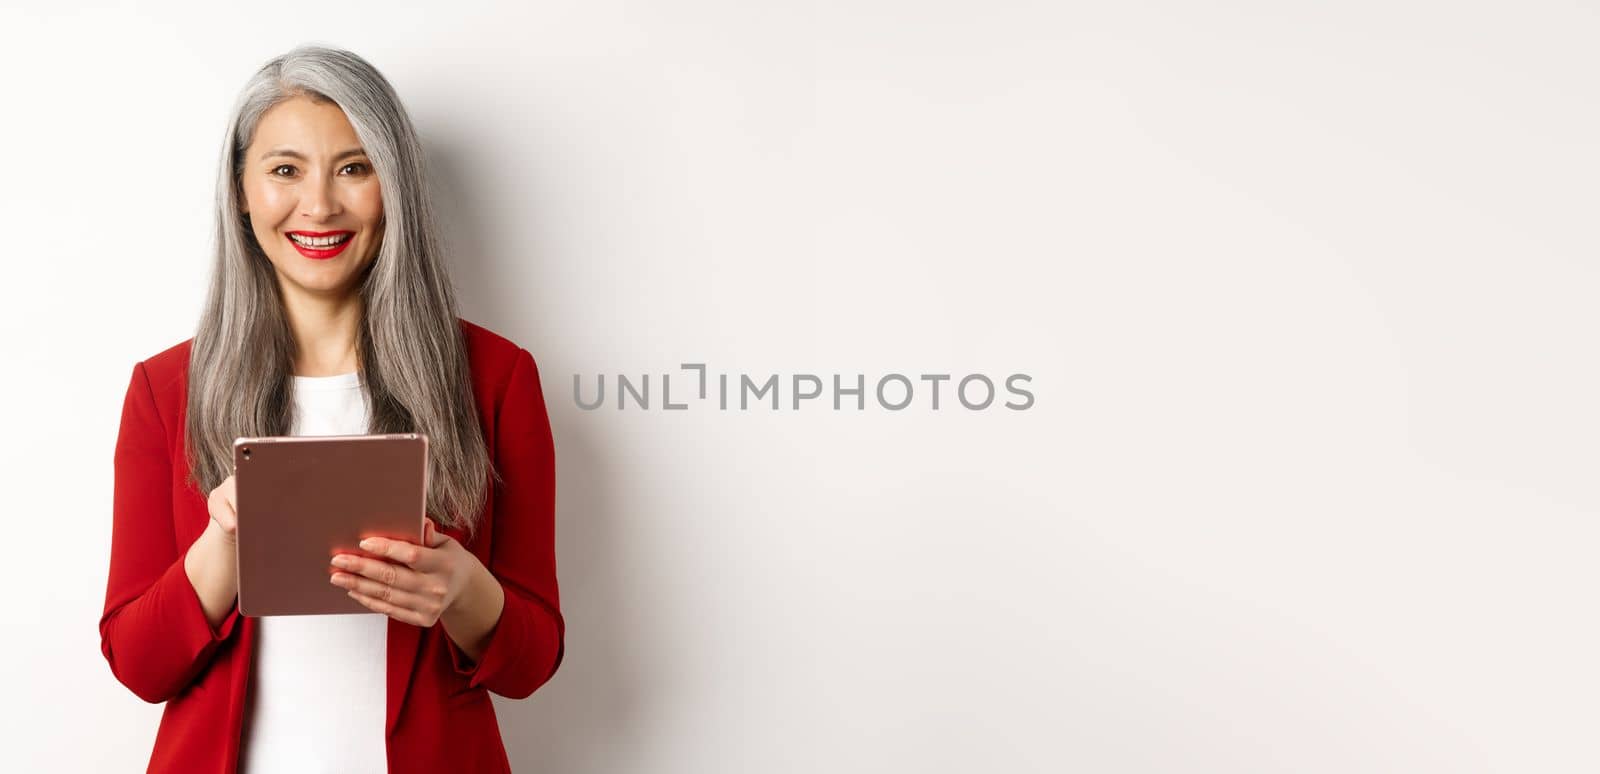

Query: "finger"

xmin=330 ymin=553 xmax=431 ymax=593
xmin=344 ymin=587 xmax=429 ymax=627
xmin=330 ymin=572 xmax=441 ymax=617
xmin=358 ymin=536 xmax=436 ymax=570
xmin=210 ymin=492 xmax=237 ymax=532
xmin=423 ymin=519 xmax=451 ymax=549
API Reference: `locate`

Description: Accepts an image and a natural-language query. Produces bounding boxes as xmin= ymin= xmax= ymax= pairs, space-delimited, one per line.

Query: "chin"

xmin=277 ymin=269 xmax=354 ymax=294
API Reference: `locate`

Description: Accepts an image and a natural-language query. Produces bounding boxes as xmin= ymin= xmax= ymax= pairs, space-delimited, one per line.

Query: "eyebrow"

xmin=259 ymin=147 xmax=368 ymax=162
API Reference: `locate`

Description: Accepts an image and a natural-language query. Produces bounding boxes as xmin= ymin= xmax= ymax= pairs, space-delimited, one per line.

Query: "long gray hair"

xmin=185 ymin=44 xmax=497 ymax=540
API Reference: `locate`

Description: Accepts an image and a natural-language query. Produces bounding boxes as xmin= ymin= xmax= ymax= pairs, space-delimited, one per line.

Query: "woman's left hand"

xmin=329 ymin=520 xmax=478 ymax=627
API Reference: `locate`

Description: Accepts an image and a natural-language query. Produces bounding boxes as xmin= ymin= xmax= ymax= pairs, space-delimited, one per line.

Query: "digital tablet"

xmin=232 ymin=433 xmax=430 ymax=616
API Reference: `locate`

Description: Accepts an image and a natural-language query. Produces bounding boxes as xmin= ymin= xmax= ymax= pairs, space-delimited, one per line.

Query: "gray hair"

xmin=186 ymin=44 xmax=496 ymax=540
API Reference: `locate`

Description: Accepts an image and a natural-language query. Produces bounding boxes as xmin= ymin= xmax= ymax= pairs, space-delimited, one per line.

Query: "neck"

xmin=282 ymin=287 xmax=362 ymax=377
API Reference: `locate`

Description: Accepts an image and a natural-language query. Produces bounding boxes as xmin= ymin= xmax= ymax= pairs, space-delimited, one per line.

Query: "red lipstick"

xmin=286 ymin=230 xmax=355 ymax=260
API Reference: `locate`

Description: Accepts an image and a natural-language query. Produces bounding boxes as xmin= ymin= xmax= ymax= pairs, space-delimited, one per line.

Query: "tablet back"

xmin=233 ymin=433 xmax=429 ymax=616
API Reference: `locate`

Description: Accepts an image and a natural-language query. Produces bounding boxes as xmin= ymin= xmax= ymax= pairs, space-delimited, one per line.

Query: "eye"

xmin=271 ymin=164 xmax=297 ymax=177
xmin=340 ymin=162 xmax=370 ymax=175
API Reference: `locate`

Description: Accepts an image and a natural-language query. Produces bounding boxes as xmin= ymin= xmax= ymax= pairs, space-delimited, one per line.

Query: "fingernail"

xmin=330 ymin=556 xmax=350 ymax=568
xmin=359 ymin=538 xmax=378 ymax=550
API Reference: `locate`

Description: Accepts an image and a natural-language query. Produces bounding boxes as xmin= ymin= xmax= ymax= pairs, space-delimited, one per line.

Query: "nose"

xmin=299 ymin=171 xmax=343 ymax=219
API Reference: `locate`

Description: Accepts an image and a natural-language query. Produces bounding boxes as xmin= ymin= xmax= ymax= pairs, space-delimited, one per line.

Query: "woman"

xmin=98 ymin=45 xmax=565 ymax=773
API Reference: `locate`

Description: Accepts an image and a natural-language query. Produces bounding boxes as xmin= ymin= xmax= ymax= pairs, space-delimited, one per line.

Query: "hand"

xmin=329 ymin=520 xmax=477 ymax=627
xmin=207 ymin=474 xmax=239 ymax=546
xmin=186 ymin=474 xmax=241 ymax=628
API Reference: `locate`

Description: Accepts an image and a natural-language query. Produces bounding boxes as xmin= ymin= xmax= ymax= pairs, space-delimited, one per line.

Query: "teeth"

xmin=289 ymin=233 xmax=352 ymax=248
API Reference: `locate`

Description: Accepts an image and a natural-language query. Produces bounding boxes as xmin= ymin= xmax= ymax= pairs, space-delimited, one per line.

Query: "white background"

xmin=2 ymin=1 xmax=1597 ymax=772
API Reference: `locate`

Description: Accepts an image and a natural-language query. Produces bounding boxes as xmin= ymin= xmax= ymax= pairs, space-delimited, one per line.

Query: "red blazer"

xmin=99 ymin=318 xmax=566 ymax=773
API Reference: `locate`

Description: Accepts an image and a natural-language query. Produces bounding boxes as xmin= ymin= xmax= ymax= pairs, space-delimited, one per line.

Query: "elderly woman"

xmin=97 ymin=45 xmax=564 ymax=773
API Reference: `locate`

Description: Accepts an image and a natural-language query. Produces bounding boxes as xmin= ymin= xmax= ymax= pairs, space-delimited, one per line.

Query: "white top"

xmin=239 ymin=371 xmax=388 ymax=774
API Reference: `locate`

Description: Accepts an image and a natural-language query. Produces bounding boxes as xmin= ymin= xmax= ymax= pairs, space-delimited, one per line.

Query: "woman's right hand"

xmin=207 ymin=474 xmax=239 ymax=546
xmin=187 ymin=472 xmax=243 ymax=627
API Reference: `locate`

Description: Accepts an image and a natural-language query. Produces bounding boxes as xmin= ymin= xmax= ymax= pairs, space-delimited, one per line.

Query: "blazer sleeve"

xmin=99 ymin=361 xmax=241 ymax=704
xmin=444 ymin=347 xmax=566 ymax=699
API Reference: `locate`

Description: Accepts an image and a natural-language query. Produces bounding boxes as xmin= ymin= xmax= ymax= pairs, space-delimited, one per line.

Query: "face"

xmin=239 ymin=95 xmax=384 ymax=301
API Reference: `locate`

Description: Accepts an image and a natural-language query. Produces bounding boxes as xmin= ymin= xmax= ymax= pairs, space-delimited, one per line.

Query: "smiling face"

xmin=239 ymin=94 xmax=384 ymax=301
